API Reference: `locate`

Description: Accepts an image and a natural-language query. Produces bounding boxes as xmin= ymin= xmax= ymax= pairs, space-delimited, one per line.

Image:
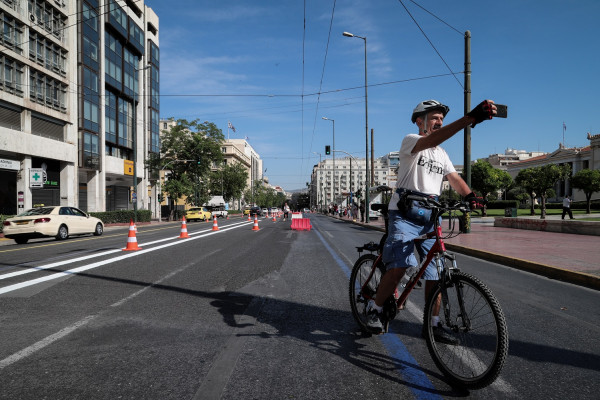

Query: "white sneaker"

xmin=366 ymin=301 xmax=383 ymax=333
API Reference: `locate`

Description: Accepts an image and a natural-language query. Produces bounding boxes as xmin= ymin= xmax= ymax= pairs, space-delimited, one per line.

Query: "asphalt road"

xmin=0 ymin=215 xmax=598 ymax=399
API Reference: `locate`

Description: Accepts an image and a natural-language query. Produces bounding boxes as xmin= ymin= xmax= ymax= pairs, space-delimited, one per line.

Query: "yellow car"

xmin=243 ymin=207 xmax=251 ymax=215
xmin=185 ymin=207 xmax=212 ymax=222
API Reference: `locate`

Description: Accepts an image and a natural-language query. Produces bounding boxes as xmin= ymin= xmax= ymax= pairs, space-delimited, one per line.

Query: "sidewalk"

xmin=326 ymin=213 xmax=600 ymax=291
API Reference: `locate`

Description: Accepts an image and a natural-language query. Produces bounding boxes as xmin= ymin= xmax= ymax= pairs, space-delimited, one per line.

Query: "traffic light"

xmin=325 ymin=145 xmax=331 ymax=155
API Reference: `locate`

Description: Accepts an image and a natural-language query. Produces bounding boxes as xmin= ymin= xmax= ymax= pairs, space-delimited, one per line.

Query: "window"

xmin=105 ymin=31 xmax=122 ymax=90
xmin=82 ymin=2 xmax=98 ymax=32
xmin=29 ymin=69 xmax=66 ymax=111
xmin=28 ymin=0 xmax=66 ymax=40
xmin=0 ymin=54 xmax=24 ymax=96
xmin=82 ymin=131 xmax=100 ymax=170
xmin=107 ymin=0 xmax=127 ymax=38
xmin=128 ymin=19 xmax=144 ymax=54
xmin=122 ymin=47 xmax=137 ymax=97
xmin=150 ymin=109 xmax=159 ymax=153
xmin=105 ymin=91 xmax=117 ymax=144
xmin=83 ymin=35 xmax=98 ymax=63
xmin=29 ymin=30 xmax=67 ymax=75
xmin=0 ymin=13 xmax=23 ymax=53
xmin=118 ymin=97 xmax=132 ymax=148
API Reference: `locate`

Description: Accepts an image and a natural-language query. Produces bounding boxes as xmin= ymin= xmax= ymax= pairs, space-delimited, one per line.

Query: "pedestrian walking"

xmin=562 ymin=195 xmax=574 ymax=219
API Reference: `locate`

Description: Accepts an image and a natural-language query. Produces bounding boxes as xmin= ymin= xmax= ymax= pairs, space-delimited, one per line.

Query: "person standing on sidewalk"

xmin=365 ymin=99 xmax=496 ymax=344
xmin=359 ymin=202 xmax=365 ymax=223
xmin=562 ymin=195 xmax=574 ymax=219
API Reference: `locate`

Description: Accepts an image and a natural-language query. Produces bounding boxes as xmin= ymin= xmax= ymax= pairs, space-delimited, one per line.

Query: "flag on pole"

xmin=228 ymin=121 xmax=236 ymax=133
xmin=563 ymin=122 xmax=566 ymax=131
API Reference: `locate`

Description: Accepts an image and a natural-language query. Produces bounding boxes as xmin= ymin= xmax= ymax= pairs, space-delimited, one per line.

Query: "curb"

xmin=444 ymin=243 xmax=600 ymax=291
xmin=323 ymin=214 xmax=600 ymax=291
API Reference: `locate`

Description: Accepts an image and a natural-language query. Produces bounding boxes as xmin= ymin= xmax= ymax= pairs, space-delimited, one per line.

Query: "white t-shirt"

xmin=562 ymin=198 xmax=571 ymax=208
xmin=388 ymin=134 xmax=456 ymax=210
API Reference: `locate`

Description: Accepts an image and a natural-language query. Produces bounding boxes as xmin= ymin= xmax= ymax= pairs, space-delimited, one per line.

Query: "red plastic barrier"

xmin=291 ymin=218 xmax=312 ymax=231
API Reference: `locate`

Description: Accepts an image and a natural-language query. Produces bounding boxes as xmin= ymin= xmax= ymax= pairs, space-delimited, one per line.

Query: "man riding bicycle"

xmin=366 ymin=99 xmax=497 ymax=344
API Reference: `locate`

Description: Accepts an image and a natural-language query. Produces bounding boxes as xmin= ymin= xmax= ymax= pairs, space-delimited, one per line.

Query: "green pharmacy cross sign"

xmin=30 ymin=168 xmax=45 ymax=188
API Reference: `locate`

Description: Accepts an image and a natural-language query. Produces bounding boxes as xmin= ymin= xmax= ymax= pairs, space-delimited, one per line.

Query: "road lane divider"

xmin=0 ymin=220 xmax=251 ymax=287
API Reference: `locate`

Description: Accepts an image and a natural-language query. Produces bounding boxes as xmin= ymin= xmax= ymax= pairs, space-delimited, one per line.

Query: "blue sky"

xmin=146 ymin=0 xmax=600 ymax=191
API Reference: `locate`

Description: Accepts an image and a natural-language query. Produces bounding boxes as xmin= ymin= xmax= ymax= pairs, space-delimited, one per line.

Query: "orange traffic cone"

xmin=247 ymin=214 xmax=251 ymax=221
xmin=179 ymin=216 xmax=190 ymax=238
xmin=212 ymin=214 xmax=219 ymax=231
xmin=122 ymin=219 xmax=142 ymax=251
xmin=252 ymin=215 xmax=260 ymax=231
xmin=272 ymin=213 xmax=277 ymax=222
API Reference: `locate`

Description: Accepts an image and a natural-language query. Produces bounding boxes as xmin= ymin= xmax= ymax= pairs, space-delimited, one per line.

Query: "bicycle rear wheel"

xmin=423 ymin=272 xmax=509 ymax=389
xmin=349 ymin=254 xmax=385 ymax=332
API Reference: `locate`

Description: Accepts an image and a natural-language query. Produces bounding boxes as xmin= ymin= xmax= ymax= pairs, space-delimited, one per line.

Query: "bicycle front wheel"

xmin=423 ymin=272 xmax=509 ymax=389
xmin=349 ymin=254 xmax=385 ymax=332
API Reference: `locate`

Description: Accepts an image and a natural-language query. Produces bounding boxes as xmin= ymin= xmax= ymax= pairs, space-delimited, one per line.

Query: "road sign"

xmin=30 ymin=168 xmax=45 ymax=188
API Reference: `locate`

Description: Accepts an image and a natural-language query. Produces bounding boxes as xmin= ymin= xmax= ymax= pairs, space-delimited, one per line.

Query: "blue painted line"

xmin=313 ymin=223 xmax=442 ymax=400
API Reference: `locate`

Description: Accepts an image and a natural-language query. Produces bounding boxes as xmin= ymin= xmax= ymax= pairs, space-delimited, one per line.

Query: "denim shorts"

xmin=381 ymin=210 xmax=440 ymax=280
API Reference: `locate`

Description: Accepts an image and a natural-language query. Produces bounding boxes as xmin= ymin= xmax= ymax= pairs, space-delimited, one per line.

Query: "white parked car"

xmin=3 ymin=206 xmax=104 ymax=244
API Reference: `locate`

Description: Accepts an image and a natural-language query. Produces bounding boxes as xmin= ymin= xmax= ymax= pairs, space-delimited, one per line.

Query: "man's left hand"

xmin=465 ymin=192 xmax=486 ymax=210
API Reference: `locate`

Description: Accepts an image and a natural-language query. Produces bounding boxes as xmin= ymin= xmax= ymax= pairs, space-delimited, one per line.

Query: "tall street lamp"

xmin=322 ymin=117 xmax=335 ymax=206
xmin=343 ymin=31 xmax=369 ymax=224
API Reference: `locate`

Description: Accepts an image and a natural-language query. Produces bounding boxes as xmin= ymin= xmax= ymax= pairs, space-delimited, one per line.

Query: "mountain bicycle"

xmin=349 ymin=190 xmax=508 ymax=389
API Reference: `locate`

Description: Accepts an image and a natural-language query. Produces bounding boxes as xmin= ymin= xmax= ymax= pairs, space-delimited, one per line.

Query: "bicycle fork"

xmin=437 ymin=253 xmax=472 ymax=332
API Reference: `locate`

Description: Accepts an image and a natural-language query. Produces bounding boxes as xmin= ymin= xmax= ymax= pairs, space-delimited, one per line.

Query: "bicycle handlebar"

xmin=405 ymin=194 xmax=474 ymax=214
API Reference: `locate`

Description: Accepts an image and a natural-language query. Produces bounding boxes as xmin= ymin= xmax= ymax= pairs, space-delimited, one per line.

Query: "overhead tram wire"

xmin=307 ymin=0 xmax=337 ymax=173
xmin=397 ymin=0 xmax=464 ymax=89
xmin=408 ymin=0 xmax=464 ymax=36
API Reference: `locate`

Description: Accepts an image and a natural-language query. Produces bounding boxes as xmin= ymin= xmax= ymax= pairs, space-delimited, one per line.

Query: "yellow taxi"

xmin=185 ymin=207 xmax=212 ymax=221
xmin=243 ymin=207 xmax=252 ymax=215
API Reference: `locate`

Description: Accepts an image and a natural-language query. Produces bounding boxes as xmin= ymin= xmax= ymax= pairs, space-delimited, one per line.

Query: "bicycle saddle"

xmin=356 ymin=241 xmax=379 ymax=252
xmin=371 ymin=203 xmax=388 ymax=214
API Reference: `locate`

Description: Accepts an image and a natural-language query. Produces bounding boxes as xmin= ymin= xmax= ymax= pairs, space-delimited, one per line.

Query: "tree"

xmin=147 ymin=119 xmax=224 ymax=220
xmin=470 ymin=160 xmax=513 ymax=216
xmin=571 ymin=169 xmax=600 ymax=214
xmin=209 ymin=162 xmax=248 ymax=204
xmin=243 ymin=180 xmax=284 ymax=208
xmin=515 ymin=164 xmax=571 ymax=219
xmin=515 ymin=168 xmax=537 ymax=216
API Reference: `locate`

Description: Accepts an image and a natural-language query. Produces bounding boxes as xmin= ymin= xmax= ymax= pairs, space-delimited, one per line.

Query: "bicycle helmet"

xmin=411 ymin=100 xmax=450 ymax=123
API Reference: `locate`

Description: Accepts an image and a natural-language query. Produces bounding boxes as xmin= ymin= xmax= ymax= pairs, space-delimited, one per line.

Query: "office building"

xmin=0 ymin=0 xmax=159 ymax=217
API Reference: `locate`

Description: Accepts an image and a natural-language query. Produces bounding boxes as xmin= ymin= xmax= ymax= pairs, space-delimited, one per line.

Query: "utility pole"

xmin=463 ymin=31 xmax=472 ymax=187
xmin=370 ymin=128 xmax=374 ymax=185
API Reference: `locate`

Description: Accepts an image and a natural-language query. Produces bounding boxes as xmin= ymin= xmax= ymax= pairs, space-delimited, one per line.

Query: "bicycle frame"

xmin=358 ymin=218 xmax=456 ymax=312
xmin=396 ymin=225 xmax=446 ymax=308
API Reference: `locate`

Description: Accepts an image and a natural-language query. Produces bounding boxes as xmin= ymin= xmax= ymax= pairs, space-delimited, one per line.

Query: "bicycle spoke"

xmin=424 ymin=272 xmax=508 ymax=389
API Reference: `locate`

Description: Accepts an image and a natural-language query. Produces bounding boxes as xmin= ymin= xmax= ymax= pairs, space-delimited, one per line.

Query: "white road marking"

xmin=0 ymin=221 xmax=249 ymax=296
xmin=0 ymin=221 xmax=249 ymax=281
xmin=0 ymin=259 xmax=202 ymax=370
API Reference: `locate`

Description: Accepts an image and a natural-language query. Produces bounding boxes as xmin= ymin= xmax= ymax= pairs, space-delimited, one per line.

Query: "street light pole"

xmin=322 ymin=117 xmax=335 ymax=206
xmin=343 ymin=31 xmax=369 ymax=223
